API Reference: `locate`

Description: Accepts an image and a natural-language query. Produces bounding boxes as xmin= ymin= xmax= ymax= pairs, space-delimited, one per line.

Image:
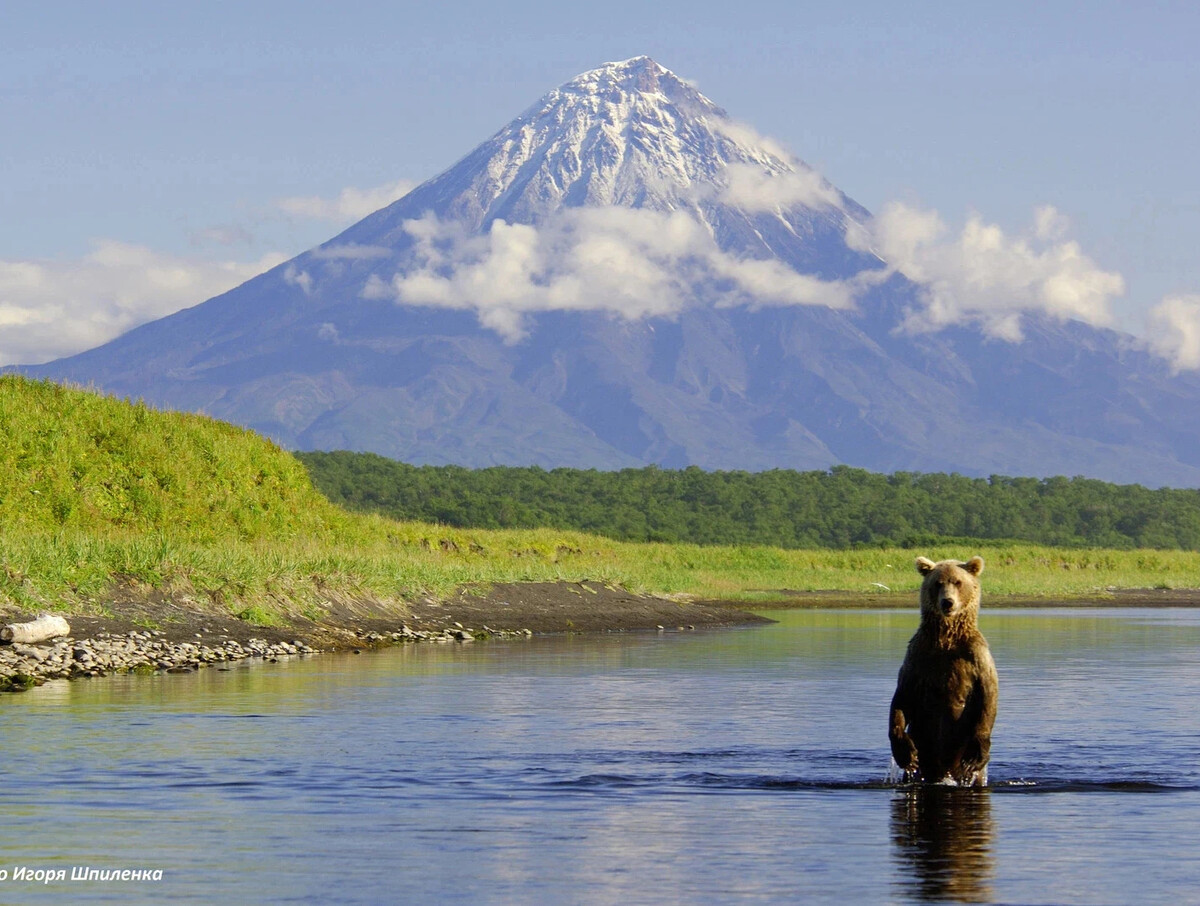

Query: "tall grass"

xmin=0 ymin=376 xmax=341 ymax=542
xmin=4 ymin=526 xmax=1199 ymax=618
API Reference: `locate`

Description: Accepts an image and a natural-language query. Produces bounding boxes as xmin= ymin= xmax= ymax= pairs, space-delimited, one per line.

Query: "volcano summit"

xmin=20 ymin=57 xmax=1200 ymax=484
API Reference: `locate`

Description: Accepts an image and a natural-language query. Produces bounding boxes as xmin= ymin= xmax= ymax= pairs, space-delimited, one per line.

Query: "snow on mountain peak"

xmin=327 ymin=57 xmax=875 ymax=341
xmin=423 ymin=56 xmax=848 ymax=230
xmin=555 ymin=56 xmax=714 ymax=118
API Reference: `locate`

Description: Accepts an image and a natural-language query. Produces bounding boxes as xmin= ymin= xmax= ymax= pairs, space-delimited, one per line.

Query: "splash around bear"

xmin=889 ymin=556 xmax=998 ymax=786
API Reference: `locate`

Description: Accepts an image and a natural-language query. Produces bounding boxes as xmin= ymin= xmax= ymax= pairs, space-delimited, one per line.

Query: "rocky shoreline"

xmin=0 ymin=580 xmax=771 ymax=694
xmin=0 ymin=623 xmax=539 ymax=693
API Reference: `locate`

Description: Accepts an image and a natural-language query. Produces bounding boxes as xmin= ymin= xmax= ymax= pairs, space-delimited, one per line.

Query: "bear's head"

xmin=915 ymin=556 xmax=984 ymax=629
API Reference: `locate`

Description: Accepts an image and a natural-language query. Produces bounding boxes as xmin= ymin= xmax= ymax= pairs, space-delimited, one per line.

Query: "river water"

xmin=1 ymin=607 xmax=1198 ymax=904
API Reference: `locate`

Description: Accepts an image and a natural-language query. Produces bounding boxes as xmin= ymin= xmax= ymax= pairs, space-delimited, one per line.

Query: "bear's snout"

xmin=938 ymin=590 xmax=958 ymax=614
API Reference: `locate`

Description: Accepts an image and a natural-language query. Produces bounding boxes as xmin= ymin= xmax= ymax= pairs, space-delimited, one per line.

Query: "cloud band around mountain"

xmin=5 ymin=171 xmax=1200 ymax=375
xmin=847 ymin=202 xmax=1127 ymax=342
xmin=358 ymin=190 xmax=1143 ymax=357
xmin=365 ymin=207 xmax=857 ymax=341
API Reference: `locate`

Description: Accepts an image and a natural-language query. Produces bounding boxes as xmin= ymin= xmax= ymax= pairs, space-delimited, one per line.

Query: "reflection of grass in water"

xmin=760 ymin=607 xmax=1200 ymax=662
xmin=1 ymin=376 xmax=1198 ymax=624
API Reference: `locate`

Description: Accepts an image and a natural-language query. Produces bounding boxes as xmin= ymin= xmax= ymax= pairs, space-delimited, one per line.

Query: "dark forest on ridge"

xmin=297 ymin=452 xmax=1200 ymax=550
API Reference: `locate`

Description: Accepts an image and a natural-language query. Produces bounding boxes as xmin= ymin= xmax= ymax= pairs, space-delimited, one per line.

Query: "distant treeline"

xmin=296 ymin=451 xmax=1200 ymax=550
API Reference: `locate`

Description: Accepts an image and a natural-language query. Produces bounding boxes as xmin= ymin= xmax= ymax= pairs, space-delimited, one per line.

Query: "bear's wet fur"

xmin=889 ymin=556 xmax=998 ymax=786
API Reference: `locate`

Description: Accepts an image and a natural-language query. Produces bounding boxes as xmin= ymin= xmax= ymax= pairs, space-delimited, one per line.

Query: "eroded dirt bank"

xmin=52 ymin=580 xmax=770 ymax=646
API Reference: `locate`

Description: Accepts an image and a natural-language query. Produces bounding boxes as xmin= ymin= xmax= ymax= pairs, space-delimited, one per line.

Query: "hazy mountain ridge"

xmin=18 ymin=57 xmax=1200 ymax=486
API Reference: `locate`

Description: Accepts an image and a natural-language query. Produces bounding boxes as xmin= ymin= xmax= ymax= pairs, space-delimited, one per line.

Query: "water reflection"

xmin=890 ymin=786 xmax=995 ymax=903
xmin=4 ymin=609 xmax=1198 ymax=903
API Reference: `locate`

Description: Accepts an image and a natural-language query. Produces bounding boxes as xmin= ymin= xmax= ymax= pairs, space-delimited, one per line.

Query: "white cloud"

xmin=0 ymin=176 xmax=407 ymax=366
xmin=1033 ymin=204 xmax=1071 ymax=242
xmin=277 ymin=179 xmax=415 ymax=224
xmin=0 ymin=242 xmax=286 ymax=366
xmin=1147 ymin=294 xmax=1200 ymax=372
xmin=283 ymin=264 xmax=313 ymax=296
xmin=848 ymin=202 xmax=1126 ymax=341
xmin=371 ymin=208 xmax=855 ymax=341
xmin=718 ymin=163 xmax=841 ymax=212
xmin=710 ymin=119 xmax=795 ymax=166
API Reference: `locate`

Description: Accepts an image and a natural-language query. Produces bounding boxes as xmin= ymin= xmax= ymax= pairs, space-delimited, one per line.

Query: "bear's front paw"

xmin=891 ymin=748 xmax=918 ymax=779
xmin=888 ymin=756 xmax=919 ymax=784
xmin=890 ymin=737 xmax=918 ymax=772
xmin=963 ymin=735 xmax=990 ymax=767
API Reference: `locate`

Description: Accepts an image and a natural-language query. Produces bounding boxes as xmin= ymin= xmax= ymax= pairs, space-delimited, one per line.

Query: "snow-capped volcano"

xmin=320 ymin=57 xmax=874 ymax=340
xmin=371 ymin=57 xmax=849 ymax=220
xmin=16 ymin=58 xmax=1200 ymax=485
xmin=338 ymin=56 xmax=871 ymax=278
xmin=426 ymin=56 xmax=848 ymax=221
xmin=503 ymin=54 xmax=742 ymax=210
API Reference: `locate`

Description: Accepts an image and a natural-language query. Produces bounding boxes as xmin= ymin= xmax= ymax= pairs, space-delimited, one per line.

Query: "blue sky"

xmin=3 ymin=1 xmax=1199 ymax=363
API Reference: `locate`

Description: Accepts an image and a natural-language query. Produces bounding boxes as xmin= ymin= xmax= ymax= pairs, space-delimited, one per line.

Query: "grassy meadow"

xmin=2 ymin=376 xmax=1198 ymax=625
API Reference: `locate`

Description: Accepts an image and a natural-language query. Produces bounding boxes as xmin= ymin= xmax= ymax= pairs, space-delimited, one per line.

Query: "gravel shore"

xmin=0 ymin=580 xmax=769 ymax=693
xmin=0 ymin=624 xmax=540 ymax=692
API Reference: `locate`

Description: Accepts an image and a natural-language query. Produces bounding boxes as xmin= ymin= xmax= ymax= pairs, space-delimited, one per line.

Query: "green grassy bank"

xmin=2 ymin=376 xmax=1198 ymax=625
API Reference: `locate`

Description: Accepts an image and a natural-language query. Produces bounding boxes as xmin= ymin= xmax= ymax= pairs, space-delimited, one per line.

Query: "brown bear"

xmin=889 ymin=556 xmax=998 ymax=786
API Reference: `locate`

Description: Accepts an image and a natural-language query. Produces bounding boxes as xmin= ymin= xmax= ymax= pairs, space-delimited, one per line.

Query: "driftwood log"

xmin=1 ymin=614 xmax=71 ymax=644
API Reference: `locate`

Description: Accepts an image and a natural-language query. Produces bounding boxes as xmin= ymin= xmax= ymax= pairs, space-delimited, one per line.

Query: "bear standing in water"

xmin=889 ymin=556 xmax=998 ymax=786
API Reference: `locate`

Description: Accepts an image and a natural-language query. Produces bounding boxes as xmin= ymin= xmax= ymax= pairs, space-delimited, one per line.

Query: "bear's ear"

xmin=915 ymin=556 xmax=936 ymax=575
xmin=962 ymin=556 xmax=985 ymax=576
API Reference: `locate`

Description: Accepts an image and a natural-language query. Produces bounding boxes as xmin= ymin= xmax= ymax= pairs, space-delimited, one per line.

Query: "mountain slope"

xmin=18 ymin=57 xmax=1200 ymax=485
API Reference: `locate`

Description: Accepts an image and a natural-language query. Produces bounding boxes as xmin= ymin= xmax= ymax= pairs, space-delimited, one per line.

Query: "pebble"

xmin=0 ymin=621 xmax=536 ymax=693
